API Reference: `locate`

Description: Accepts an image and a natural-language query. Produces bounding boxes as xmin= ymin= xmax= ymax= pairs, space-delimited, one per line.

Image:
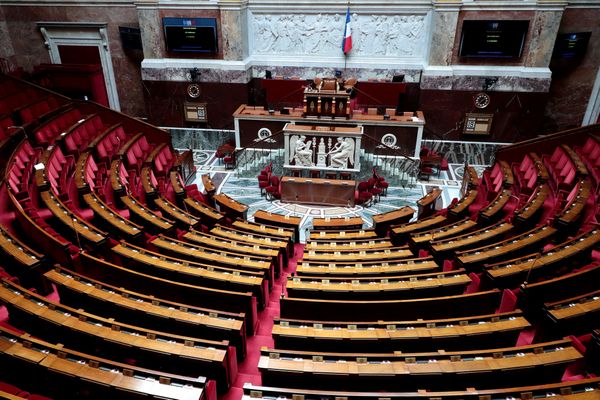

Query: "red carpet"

xmin=219 ymin=243 xmax=304 ymax=400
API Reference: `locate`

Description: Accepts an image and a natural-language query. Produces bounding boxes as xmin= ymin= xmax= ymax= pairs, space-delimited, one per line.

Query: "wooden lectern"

xmin=304 ymin=77 xmax=350 ymax=119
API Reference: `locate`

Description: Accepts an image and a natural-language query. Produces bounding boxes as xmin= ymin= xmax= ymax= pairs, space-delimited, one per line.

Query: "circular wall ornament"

xmin=474 ymin=92 xmax=491 ymax=109
xmin=258 ymin=128 xmax=272 ymax=140
xmin=381 ymin=133 xmax=397 ymax=147
xmin=187 ymin=83 xmax=201 ymax=98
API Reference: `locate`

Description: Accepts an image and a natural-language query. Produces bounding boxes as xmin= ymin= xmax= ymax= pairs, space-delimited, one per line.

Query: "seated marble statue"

xmin=328 ymin=137 xmax=355 ymax=169
xmin=293 ymin=135 xmax=314 ymax=167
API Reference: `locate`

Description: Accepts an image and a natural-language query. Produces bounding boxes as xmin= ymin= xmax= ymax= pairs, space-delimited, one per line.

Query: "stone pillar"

xmin=428 ymin=0 xmax=461 ymax=66
xmin=135 ymin=0 xmax=163 ymax=59
xmin=0 ymin=7 xmax=16 ymax=69
xmin=524 ymin=3 xmax=565 ymax=68
xmin=218 ymin=0 xmax=249 ymax=61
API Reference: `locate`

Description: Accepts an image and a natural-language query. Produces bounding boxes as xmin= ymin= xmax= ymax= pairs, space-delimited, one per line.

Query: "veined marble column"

xmin=428 ymin=0 xmax=461 ymax=66
xmin=524 ymin=7 xmax=565 ymax=68
xmin=219 ymin=0 xmax=249 ymax=61
xmin=135 ymin=0 xmax=163 ymax=59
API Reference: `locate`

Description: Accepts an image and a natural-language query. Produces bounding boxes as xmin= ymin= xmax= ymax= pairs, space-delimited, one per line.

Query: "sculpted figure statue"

xmin=327 ymin=137 xmax=355 ymax=169
xmin=291 ymin=135 xmax=314 ymax=167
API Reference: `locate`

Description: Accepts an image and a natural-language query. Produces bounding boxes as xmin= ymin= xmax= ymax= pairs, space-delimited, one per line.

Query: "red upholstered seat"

xmin=266 ymin=175 xmax=281 ymax=200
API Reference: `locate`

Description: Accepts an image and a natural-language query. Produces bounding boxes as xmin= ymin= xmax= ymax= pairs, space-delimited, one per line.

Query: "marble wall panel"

xmin=419 ymin=89 xmax=548 ymax=143
xmin=428 ymin=10 xmax=458 ymax=66
xmin=142 ymin=80 xmax=248 ymax=128
xmin=138 ymin=8 xmax=163 ymax=59
xmin=221 ymin=8 xmax=248 ymax=60
xmin=542 ymin=7 xmax=600 ymax=132
xmin=524 ymin=10 xmax=563 ymax=68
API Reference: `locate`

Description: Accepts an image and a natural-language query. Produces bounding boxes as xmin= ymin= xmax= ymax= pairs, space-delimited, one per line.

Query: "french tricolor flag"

xmin=342 ymin=7 xmax=352 ymax=54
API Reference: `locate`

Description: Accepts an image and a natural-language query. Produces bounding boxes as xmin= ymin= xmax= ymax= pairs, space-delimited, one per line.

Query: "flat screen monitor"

xmin=163 ymin=17 xmax=218 ymax=54
xmin=552 ymin=32 xmax=591 ymax=59
xmin=119 ymin=26 xmax=142 ymax=50
xmin=459 ymin=20 xmax=529 ymax=59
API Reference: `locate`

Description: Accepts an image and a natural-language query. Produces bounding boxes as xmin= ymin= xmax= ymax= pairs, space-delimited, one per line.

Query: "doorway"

xmin=38 ymin=22 xmax=121 ymax=110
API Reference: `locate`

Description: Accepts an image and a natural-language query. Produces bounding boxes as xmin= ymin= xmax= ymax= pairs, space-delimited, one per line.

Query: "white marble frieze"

xmin=249 ymin=12 xmax=429 ymax=60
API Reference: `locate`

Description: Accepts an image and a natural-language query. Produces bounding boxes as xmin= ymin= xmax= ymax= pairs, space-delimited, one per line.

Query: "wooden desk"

xmin=302 ymin=246 xmax=413 ymax=262
xmin=184 ymin=229 xmax=282 ymax=277
xmin=232 ymin=220 xmax=295 ymax=251
xmin=312 ymin=216 xmax=363 ymax=231
xmin=7 ymin=191 xmax=73 ymax=267
xmin=120 ymin=195 xmax=175 ymax=235
xmin=150 ymin=234 xmax=274 ymax=285
xmin=83 ymin=192 xmax=143 ymax=241
xmin=513 ymin=184 xmax=550 ymax=226
xmin=286 ymin=269 xmax=471 ymax=300
xmin=40 ymin=190 xmax=107 ymax=246
xmin=519 ymin=264 xmax=600 ymax=315
xmin=391 ymin=215 xmax=447 ymax=245
xmin=530 ymin=152 xmax=549 ymax=181
xmin=500 ymin=160 xmax=514 ymax=186
xmin=430 ymin=221 xmax=513 ymax=259
xmin=408 ymin=217 xmax=477 ymax=249
xmin=448 ymin=190 xmax=478 ymax=218
xmin=0 ymin=225 xmax=46 ymax=290
xmin=243 ymin=379 xmax=600 ymax=400
xmin=478 ymin=188 xmax=512 ymax=221
xmin=484 ymin=229 xmax=600 ymax=288
xmin=545 ymin=289 xmax=600 ymax=337
xmin=211 ymin=225 xmax=290 ymax=262
xmin=154 ymin=197 xmax=200 ymax=230
xmin=272 ymin=310 xmax=529 ymax=353
xmin=309 ymin=228 xmax=378 ymax=241
xmin=114 ymin=241 xmax=269 ymax=307
xmin=306 ymin=237 xmax=393 ymax=251
xmin=214 ymin=193 xmax=248 ymax=220
xmin=258 ymin=340 xmax=579 ymax=391
xmin=0 ymin=325 xmax=210 ymax=400
xmin=253 ymin=210 xmax=301 ymax=243
xmin=110 ymin=158 xmax=125 ymax=196
xmin=169 ymin=169 xmax=185 ymax=197
xmin=201 ymin=173 xmax=216 ymax=197
xmin=456 ymin=225 xmax=556 ymax=273
xmin=417 ymin=188 xmax=442 ymax=218
xmin=556 ymin=179 xmax=591 ymax=228
xmin=0 ymin=279 xmax=233 ymax=391
xmin=79 ymin=251 xmax=258 ymax=335
xmin=280 ymin=177 xmax=356 ymax=207
xmin=184 ymin=197 xmax=224 ymax=226
xmin=280 ymin=289 xmax=502 ymax=322
xmin=562 ymin=144 xmax=588 ymax=176
xmin=74 ymin=150 xmax=90 ymax=193
xmin=45 ymin=265 xmax=247 ymax=358
xmin=295 ymin=257 xmax=440 ymax=278
xmin=465 ymin=165 xmax=480 ymax=188
xmin=141 ymin=165 xmax=157 ymax=201
xmin=372 ymin=206 xmax=415 ymax=236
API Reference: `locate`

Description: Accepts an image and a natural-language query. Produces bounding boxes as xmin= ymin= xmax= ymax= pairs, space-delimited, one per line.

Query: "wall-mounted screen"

xmin=459 ymin=20 xmax=529 ymax=59
xmin=119 ymin=27 xmax=142 ymax=50
xmin=163 ymin=17 xmax=217 ymax=54
xmin=552 ymin=32 xmax=591 ymax=59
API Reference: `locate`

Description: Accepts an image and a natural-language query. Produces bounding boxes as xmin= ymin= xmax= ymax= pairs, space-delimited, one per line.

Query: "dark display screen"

xmin=459 ymin=20 xmax=529 ymax=59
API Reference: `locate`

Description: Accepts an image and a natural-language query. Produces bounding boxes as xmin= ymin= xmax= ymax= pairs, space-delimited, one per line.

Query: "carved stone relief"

xmin=250 ymin=13 xmax=427 ymax=58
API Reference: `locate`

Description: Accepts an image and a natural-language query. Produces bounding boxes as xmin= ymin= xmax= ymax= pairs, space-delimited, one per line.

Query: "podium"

xmin=303 ymin=78 xmax=350 ymax=119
